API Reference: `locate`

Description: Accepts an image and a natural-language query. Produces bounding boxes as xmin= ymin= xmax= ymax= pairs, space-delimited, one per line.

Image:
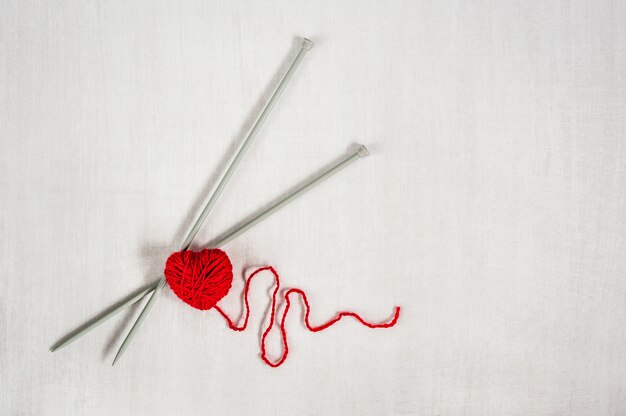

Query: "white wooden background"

xmin=1 ymin=1 xmax=625 ymax=415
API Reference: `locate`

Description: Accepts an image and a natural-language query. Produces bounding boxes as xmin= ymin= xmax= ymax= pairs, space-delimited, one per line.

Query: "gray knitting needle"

xmin=52 ymin=144 xmax=369 ymax=356
xmin=208 ymin=145 xmax=370 ymax=248
xmin=137 ymin=145 xmax=370 ymax=300
xmin=50 ymin=37 xmax=314 ymax=355
xmin=111 ymin=144 xmax=369 ymax=360
xmin=111 ymin=38 xmax=315 ymax=365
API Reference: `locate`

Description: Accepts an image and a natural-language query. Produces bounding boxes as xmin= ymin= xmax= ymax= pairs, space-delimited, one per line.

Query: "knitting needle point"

xmin=49 ymin=282 xmax=157 ymax=352
xmin=112 ymin=37 xmax=315 ymax=365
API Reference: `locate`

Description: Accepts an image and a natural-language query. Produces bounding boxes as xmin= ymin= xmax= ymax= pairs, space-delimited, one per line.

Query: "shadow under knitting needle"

xmin=49 ymin=280 xmax=158 ymax=352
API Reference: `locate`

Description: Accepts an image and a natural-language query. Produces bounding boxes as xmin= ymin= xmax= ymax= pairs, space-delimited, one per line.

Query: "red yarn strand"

xmin=213 ymin=266 xmax=401 ymax=368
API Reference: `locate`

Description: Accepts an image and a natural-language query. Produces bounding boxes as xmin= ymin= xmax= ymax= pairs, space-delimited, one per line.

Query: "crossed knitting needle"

xmin=51 ymin=38 xmax=371 ymax=364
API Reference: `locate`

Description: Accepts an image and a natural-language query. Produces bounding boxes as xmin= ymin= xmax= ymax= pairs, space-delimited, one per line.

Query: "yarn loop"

xmin=164 ymin=249 xmax=400 ymax=367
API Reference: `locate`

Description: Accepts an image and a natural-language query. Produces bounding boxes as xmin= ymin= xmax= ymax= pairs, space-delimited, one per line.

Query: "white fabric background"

xmin=1 ymin=1 xmax=625 ymax=415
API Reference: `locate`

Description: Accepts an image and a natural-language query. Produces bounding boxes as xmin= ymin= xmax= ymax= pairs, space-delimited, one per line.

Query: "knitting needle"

xmin=209 ymin=144 xmax=370 ymax=248
xmin=180 ymin=37 xmax=314 ymax=251
xmin=51 ymin=38 xmax=314 ymax=355
xmin=52 ymin=144 xmax=369 ymax=355
xmin=112 ymin=38 xmax=315 ymax=365
xmin=112 ymin=144 xmax=367 ymax=365
xmin=132 ymin=145 xmax=369 ymax=301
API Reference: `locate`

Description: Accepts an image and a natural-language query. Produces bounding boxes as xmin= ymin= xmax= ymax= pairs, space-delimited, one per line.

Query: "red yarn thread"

xmin=164 ymin=249 xmax=401 ymax=367
xmin=213 ymin=266 xmax=401 ymax=368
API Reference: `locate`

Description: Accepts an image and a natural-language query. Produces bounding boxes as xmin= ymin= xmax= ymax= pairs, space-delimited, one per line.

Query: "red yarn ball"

xmin=164 ymin=248 xmax=233 ymax=310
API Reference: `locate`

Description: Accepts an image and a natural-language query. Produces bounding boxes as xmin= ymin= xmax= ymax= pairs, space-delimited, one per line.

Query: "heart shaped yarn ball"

xmin=164 ymin=248 xmax=233 ymax=310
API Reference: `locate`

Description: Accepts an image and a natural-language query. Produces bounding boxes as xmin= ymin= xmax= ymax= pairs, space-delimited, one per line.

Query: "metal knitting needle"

xmin=128 ymin=145 xmax=369 ymax=298
xmin=50 ymin=38 xmax=314 ymax=355
xmin=52 ymin=144 xmax=369 ymax=355
xmin=112 ymin=38 xmax=315 ymax=365
xmin=180 ymin=37 xmax=314 ymax=252
xmin=208 ymin=145 xmax=370 ymax=248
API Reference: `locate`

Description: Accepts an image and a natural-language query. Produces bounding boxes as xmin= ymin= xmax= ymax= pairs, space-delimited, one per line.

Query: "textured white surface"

xmin=1 ymin=1 xmax=626 ymax=415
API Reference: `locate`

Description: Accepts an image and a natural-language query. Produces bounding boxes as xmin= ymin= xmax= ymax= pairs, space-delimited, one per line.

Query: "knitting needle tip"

xmin=49 ymin=342 xmax=65 ymax=353
xmin=111 ymin=351 xmax=122 ymax=366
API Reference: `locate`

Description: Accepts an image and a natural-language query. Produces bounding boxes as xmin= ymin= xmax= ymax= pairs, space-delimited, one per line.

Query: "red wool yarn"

xmin=164 ymin=248 xmax=401 ymax=367
xmin=164 ymin=249 xmax=233 ymax=310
